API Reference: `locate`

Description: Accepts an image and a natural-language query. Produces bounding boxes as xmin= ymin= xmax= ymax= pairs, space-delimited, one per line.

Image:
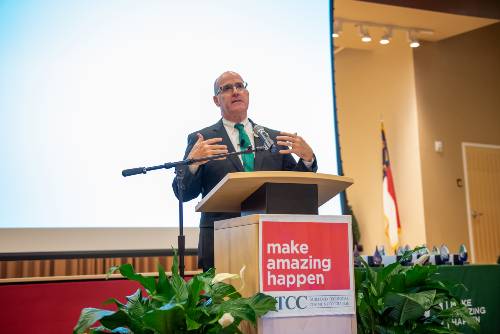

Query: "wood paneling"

xmin=0 ymin=255 xmax=198 ymax=279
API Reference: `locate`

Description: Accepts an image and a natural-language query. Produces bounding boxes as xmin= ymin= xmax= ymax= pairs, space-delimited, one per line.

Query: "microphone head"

xmin=253 ymin=124 xmax=264 ymax=134
xmin=253 ymin=124 xmax=277 ymax=152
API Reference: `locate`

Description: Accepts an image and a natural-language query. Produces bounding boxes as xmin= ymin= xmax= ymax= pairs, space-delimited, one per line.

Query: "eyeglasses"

xmin=216 ymin=81 xmax=248 ymax=95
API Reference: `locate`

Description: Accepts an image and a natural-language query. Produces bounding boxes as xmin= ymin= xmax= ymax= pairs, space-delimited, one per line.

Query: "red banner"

xmin=259 ymin=215 xmax=354 ymax=317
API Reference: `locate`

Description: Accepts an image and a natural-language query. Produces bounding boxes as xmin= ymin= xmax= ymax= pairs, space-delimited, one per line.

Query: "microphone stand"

xmin=122 ymin=145 xmax=266 ymax=278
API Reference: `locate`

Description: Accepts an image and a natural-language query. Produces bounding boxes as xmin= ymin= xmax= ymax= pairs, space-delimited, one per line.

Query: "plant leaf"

xmin=246 ymin=293 xmax=277 ymax=317
xmin=185 ymin=314 xmax=203 ymax=330
xmin=156 ymin=263 xmax=175 ymax=303
xmin=187 ymin=274 xmax=206 ymax=308
xmin=100 ymin=310 xmax=133 ymax=331
xmin=125 ymin=289 xmax=149 ymax=323
xmin=217 ymin=322 xmax=244 ymax=334
xmin=411 ymin=323 xmax=461 ymax=334
xmin=385 ymin=290 xmax=436 ymax=325
xmin=377 ymin=262 xmax=402 ymax=292
xmin=171 ymin=274 xmax=189 ymax=303
xmin=218 ymin=299 xmax=256 ymax=324
xmin=185 ymin=305 xmax=218 ymax=329
xmin=106 ymin=266 xmax=120 ymax=278
xmin=435 ymin=304 xmax=480 ymax=332
xmin=143 ymin=303 xmax=186 ymax=334
xmin=73 ymin=308 xmax=114 ymax=334
xmin=103 ymin=298 xmax=126 ymax=310
xmin=359 ymin=255 xmax=378 ymax=286
xmin=387 ymin=273 xmax=406 ymax=294
xmin=210 ymin=282 xmax=241 ymax=303
xmin=356 ymin=294 xmax=375 ymax=332
xmin=169 ymin=250 xmax=189 ymax=303
xmin=405 ymin=265 xmax=436 ymax=288
xmin=374 ymin=324 xmax=407 ymax=334
xmin=117 ymin=264 xmax=157 ymax=295
xmin=90 ymin=326 xmax=133 ymax=334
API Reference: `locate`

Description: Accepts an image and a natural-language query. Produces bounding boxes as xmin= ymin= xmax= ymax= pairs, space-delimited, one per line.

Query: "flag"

xmin=382 ymin=123 xmax=401 ymax=251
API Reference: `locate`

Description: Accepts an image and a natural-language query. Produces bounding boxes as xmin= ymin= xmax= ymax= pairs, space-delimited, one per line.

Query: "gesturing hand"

xmin=187 ymin=133 xmax=228 ymax=166
xmin=276 ymin=131 xmax=314 ymax=162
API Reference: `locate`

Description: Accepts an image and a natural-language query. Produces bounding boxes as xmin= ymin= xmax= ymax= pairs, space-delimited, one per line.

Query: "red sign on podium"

xmin=259 ymin=215 xmax=354 ymax=317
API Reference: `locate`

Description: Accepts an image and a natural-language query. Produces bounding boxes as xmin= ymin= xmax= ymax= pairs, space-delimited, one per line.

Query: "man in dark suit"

xmin=172 ymin=71 xmax=317 ymax=271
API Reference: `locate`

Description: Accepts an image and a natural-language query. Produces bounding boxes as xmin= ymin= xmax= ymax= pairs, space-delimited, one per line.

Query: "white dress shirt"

xmin=189 ymin=118 xmax=313 ymax=174
xmin=222 ymin=117 xmax=255 ymax=164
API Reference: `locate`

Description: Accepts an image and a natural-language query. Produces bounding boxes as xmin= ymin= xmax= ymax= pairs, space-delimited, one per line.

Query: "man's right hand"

xmin=187 ymin=133 xmax=228 ymax=166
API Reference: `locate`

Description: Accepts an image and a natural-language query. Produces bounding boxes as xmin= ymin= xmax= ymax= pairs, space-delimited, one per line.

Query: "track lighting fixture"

xmin=359 ymin=25 xmax=372 ymax=43
xmin=332 ymin=20 xmax=343 ymax=38
xmin=333 ymin=17 xmax=432 ymax=48
xmin=379 ymin=28 xmax=392 ymax=45
xmin=408 ymin=30 xmax=420 ymax=48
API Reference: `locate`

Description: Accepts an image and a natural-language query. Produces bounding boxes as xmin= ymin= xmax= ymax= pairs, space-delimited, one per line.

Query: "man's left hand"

xmin=276 ymin=132 xmax=314 ymax=162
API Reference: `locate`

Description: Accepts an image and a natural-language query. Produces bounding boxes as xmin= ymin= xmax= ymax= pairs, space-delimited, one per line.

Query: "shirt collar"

xmin=222 ymin=117 xmax=250 ymax=129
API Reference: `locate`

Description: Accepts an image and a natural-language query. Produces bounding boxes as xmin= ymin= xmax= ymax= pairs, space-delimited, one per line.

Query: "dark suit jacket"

xmin=172 ymin=118 xmax=318 ymax=269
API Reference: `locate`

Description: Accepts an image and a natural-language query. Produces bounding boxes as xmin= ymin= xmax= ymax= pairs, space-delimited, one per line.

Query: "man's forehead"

xmin=218 ymin=72 xmax=244 ymax=84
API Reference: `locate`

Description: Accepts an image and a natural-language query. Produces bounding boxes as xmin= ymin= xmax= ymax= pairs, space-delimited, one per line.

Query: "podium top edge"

xmin=195 ymin=171 xmax=354 ymax=213
xmin=222 ymin=171 xmax=353 ymax=183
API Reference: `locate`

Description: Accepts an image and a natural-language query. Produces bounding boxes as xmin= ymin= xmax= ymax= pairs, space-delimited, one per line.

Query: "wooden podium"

xmin=196 ymin=172 xmax=356 ymax=334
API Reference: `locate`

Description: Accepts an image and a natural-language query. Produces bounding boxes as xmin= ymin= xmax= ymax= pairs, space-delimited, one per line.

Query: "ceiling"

xmin=357 ymin=0 xmax=500 ymax=20
xmin=333 ymin=0 xmax=499 ymax=50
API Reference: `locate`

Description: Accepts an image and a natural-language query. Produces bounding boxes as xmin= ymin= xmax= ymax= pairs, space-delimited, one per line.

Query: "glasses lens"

xmin=234 ymin=82 xmax=245 ymax=89
xmin=221 ymin=84 xmax=233 ymax=93
xmin=219 ymin=82 xmax=247 ymax=94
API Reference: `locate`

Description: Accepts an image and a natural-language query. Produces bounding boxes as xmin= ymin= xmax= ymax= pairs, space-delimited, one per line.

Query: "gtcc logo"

xmin=275 ymin=296 xmax=307 ymax=310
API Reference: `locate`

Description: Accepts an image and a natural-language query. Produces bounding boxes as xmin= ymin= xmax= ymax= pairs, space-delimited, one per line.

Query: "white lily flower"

xmin=212 ymin=272 xmax=239 ymax=284
xmin=238 ymin=265 xmax=246 ymax=292
xmin=218 ymin=312 xmax=234 ymax=328
xmin=211 ymin=265 xmax=247 ymax=288
xmin=414 ymin=253 xmax=430 ymax=266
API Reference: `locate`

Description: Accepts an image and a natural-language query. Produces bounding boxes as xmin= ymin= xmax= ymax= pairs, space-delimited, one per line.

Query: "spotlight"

xmin=410 ymin=40 xmax=420 ymax=48
xmin=332 ymin=17 xmax=433 ymax=48
xmin=359 ymin=25 xmax=371 ymax=43
xmin=408 ymin=30 xmax=420 ymax=48
xmin=332 ymin=21 xmax=343 ymax=38
xmin=379 ymin=28 xmax=392 ymax=45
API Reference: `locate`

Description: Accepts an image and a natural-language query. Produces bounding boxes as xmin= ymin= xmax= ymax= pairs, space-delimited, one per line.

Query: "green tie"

xmin=234 ymin=123 xmax=254 ymax=172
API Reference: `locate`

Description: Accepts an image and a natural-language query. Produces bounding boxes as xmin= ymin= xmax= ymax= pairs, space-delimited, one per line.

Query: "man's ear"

xmin=213 ymin=95 xmax=220 ymax=107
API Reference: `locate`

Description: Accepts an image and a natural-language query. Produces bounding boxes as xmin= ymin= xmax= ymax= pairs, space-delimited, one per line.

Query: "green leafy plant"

xmin=346 ymin=203 xmax=361 ymax=246
xmin=74 ymin=254 xmax=276 ymax=334
xmin=355 ymin=249 xmax=479 ymax=334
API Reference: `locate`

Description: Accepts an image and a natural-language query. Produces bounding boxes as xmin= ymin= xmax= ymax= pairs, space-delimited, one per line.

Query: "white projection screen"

xmin=0 ymin=0 xmax=340 ymax=252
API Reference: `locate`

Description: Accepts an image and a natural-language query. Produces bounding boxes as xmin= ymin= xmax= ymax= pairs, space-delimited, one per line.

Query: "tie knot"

xmin=233 ymin=123 xmax=254 ymax=172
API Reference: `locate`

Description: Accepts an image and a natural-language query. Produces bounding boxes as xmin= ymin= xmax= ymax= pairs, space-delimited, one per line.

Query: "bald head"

xmin=212 ymin=71 xmax=249 ymax=123
xmin=213 ymin=71 xmax=244 ymax=96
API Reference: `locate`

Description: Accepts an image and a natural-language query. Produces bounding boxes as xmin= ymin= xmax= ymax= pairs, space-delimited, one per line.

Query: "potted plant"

xmin=74 ymin=255 xmax=276 ymax=334
xmin=355 ymin=249 xmax=479 ymax=333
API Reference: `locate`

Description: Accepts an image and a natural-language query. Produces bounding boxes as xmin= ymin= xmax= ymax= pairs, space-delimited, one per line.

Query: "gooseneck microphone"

xmin=253 ymin=124 xmax=278 ymax=153
xmin=122 ymin=167 xmax=147 ymax=177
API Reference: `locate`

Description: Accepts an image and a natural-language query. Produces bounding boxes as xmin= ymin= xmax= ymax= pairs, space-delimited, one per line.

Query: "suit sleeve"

xmin=270 ymin=129 xmax=318 ymax=172
xmin=282 ymin=152 xmax=318 ymax=172
xmin=172 ymin=133 xmax=203 ymax=202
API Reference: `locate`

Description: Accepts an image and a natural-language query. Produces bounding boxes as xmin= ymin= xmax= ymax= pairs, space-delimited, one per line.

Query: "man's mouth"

xmin=232 ymin=99 xmax=243 ymax=104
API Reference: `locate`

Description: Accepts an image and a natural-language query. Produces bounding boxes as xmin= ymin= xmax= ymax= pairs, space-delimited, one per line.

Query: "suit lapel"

xmin=250 ymin=119 xmax=266 ymax=171
xmin=212 ymin=119 xmax=244 ymax=172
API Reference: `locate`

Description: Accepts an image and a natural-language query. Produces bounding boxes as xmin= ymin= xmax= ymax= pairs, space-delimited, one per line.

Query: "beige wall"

xmin=413 ymin=23 xmax=500 ymax=254
xmin=335 ymin=22 xmax=500 ymax=257
xmin=335 ymin=44 xmax=426 ymax=254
